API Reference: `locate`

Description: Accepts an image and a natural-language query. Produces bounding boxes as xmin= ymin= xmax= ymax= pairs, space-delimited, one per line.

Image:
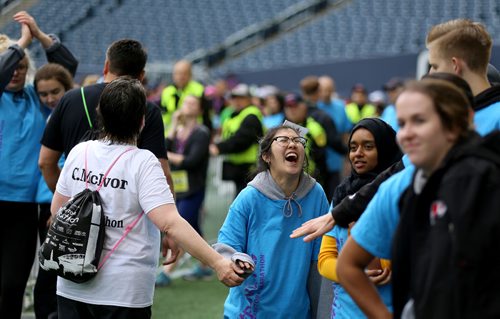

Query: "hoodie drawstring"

xmin=283 ymin=193 xmax=302 ymax=218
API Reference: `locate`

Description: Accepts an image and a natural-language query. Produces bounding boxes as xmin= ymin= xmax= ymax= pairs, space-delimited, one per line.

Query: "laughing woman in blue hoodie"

xmin=218 ymin=124 xmax=330 ymax=318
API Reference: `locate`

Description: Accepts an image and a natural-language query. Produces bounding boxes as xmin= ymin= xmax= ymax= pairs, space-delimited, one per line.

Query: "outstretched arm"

xmin=290 ymin=160 xmax=405 ymax=242
xmin=290 ymin=212 xmax=335 ymax=242
xmin=333 ymin=160 xmax=404 ymax=227
xmin=148 ymin=204 xmax=245 ymax=287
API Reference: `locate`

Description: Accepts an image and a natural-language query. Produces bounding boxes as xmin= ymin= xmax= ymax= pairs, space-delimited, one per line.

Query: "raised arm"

xmin=0 ymin=23 xmax=31 ymax=93
xmin=13 ymin=11 xmax=52 ymax=48
xmin=13 ymin=11 xmax=78 ymax=76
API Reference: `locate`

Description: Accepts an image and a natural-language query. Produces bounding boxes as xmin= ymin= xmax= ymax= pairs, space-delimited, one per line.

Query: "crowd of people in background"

xmin=1 ymin=9 xmax=500 ymax=319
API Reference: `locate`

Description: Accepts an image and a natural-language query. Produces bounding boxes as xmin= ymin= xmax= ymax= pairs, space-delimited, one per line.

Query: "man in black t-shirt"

xmin=41 ymin=83 xmax=165 ymax=160
xmin=39 ymin=39 xmax=174 ymax=193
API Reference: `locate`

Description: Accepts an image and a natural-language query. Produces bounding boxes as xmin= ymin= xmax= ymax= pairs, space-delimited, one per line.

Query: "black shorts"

xmin=57 ymin=295 xmax=151 ymax=319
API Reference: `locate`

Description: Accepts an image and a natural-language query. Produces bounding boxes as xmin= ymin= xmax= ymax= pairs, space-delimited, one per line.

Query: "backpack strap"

xmin=82 ymin=143 xmax=141 ymax=270
xmin=98 ymin=210 xmax=145 ymax=270
xmin=95 ymin=148 xmax=135 ymax=191
xmin=81 ymin=87 xmax=93 ymax=129
xmin=84 ymin=144 xmax=135 ymax=190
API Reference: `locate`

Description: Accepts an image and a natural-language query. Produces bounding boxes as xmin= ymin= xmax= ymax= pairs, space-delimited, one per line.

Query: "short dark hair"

xmin=34 ymin=63 xmax=73 ymax=92
xmin=97 ymin=76 xmax=146 ymax=143
xmin=106 ymin=39 xmax=147 ymax=78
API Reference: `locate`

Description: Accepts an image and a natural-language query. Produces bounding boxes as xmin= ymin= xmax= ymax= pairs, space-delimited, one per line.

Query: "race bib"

xmin=171 ymin=170 xmax=189 ymax=193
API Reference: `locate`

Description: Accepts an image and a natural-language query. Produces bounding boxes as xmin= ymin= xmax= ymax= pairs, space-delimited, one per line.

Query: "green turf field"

xmin=152 ymin=158 xmax=235 ymax=318
xmin=153 ymin=277 xmax=229 ymax=319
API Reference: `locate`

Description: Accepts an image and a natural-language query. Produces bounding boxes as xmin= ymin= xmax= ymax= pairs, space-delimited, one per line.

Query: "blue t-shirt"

xmin=263 ymin=112 xmax=285 ymax=129
xmin=318 ymin=99 xmax=352 ymax=172
xmin=219 ymin=183 xmax=329 ymax=319
xmin=474 ymin=101 xmax=500 ymax=135
xmin=350 ymin=101 xmax=498 ymax=259
xmin=380 ymin=104 xmax=399 ymax=132
xmin=326 ymin=225 xmax=393 ymax=318
xmin=350 ymin=164 xmax=415 ymax=259
xmin=0 ymin=85 xmax=50 ymax=202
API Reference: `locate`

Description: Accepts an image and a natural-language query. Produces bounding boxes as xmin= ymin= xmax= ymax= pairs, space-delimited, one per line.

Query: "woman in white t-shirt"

xmin=51 ymin=77 xmax=248 ymax=319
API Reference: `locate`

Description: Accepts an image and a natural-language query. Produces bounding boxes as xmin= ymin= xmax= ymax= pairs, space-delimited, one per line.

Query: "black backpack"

xmin=39 ymin=146 xmax=136 ymax=283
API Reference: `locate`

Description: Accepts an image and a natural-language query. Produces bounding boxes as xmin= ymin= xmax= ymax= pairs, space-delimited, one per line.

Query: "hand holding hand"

xmin=16 ymin=23 xmax=32 ymax=49
xmin=13 ymin=11 xmax=41 ymax=39
xmin=213 ymin=257 xmax=245 ymax=287
xmin=236 ymin=260 xmax=254 ymax=272
xmin=235 ymin=259 xmax=254 ymax=278
xmin=13 ymin=11 xmax=53 ymax=48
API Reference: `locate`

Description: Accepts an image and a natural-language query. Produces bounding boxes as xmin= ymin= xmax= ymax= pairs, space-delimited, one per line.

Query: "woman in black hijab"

xmin=331 ymin=118 xmax=402 ymax=206
xmin=317 ymin=117 xmax=402 ymax=318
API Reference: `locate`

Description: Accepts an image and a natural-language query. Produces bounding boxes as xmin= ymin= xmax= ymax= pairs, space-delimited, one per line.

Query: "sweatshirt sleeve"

xmin=218 ymin=198 xmax=249 ymax=253
xmin=45 ymin=34 xmax=79 ymax=76
xmin=332 ymin=160 xmax=405 ymax=227
xmin=317 ymin=235 xmax=340 ymax=282
xmin=0 ymin=45 xmax=24 ymax=95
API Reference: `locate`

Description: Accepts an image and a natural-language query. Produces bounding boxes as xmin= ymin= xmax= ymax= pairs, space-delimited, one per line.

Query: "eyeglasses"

xmin=272 ymin=136 xmax=307 ymax=147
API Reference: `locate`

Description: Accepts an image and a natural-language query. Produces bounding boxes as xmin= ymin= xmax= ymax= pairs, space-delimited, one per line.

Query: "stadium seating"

xmin=1 ymin=0 xmax=301 ymax=73
xmin=1 ymin=0 xmax=499 ymax=77
xmin=212 ymin=0 xmax=500 ymax=76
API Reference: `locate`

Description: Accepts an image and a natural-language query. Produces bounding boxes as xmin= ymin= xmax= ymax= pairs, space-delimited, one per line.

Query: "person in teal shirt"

xmin=0 ymin=11 xmax=77 ymax=318
xmin=218 ymin=125 xmax=329 ymax=318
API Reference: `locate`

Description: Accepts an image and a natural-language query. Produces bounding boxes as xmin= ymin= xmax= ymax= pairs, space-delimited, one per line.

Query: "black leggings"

xmin=0 ymin=201 xmax=38 ymax=318
xmin=34 ymin=203 xmax=58 ymax=319
xmin=58 ymin=296 xmax=151 ymax=319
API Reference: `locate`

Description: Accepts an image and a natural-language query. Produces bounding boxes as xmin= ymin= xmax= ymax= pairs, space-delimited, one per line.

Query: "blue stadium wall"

xmin=230 ymin=46 xmax=500 ymax=97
